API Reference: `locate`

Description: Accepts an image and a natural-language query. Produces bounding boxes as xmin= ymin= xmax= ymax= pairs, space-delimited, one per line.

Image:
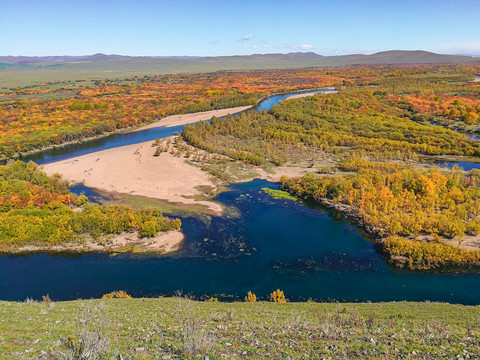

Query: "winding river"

xmin=2 ymin=88 xmax=480 ymax=303
xmin=24 ymin=89 xmax=333 ymax=165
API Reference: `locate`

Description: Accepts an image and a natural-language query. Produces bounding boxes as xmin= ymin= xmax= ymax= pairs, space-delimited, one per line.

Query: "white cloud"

xmin=299 ymin=44 xmax=313 ymax=50
xmin=240 ymin=34 xmax=253 ymax=42
xmin=433 ymin=41 xmax=480 ymax=56
xmin=250 ymin=43 xmax=315 ymax=52
xmin=323 ymin=48 xmax=375 ymax=56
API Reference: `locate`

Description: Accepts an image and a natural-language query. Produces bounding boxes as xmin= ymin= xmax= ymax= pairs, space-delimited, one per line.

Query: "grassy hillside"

xmin=1 ymin=297 xmax=479 ymax=359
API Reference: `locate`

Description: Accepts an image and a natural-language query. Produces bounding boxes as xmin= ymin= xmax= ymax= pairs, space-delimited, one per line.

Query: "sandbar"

xmin=43 ymin=137 xmax=223 ymax=215
xmin=283 ymin=90 xmax=337 ymax=101
xmin=133 ymin=105 xmax=254 ymax=132
xmin=14 ymin=229 xmax=184 ymax=254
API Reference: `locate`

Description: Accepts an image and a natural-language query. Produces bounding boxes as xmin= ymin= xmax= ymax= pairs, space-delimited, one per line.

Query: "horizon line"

xmin=2 ymin=50 xmax=480 ymax=58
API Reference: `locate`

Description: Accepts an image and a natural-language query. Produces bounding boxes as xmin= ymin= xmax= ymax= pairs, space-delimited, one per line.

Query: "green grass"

xmin=1 ymin=297 xmax=479 ymax=359
xmin=262 ymin=188 xmax=299 ymax=201
xmin=98 ymin=191 xmax=219 ymax=217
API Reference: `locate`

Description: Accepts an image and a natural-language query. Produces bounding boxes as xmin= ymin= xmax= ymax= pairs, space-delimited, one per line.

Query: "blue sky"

xmin=1 ymin=0 xmax=479 ymax=56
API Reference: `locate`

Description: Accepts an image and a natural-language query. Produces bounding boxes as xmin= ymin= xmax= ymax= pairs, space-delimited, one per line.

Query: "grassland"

xmin=1 ymin=297 xmax=479 ymax=359
xmin=1 ymin=50 xmax=478 ymax=88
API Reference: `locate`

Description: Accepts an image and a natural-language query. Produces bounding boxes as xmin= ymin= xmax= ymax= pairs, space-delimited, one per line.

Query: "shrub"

xmin=138 ymin=219 xmax=159 ymax=237
xmin=59 ymin=305 xmax=110 ymax=359
xmin=42 ymin=294 xmax=55 ymax=310
xmin=77 ymin=195 xmax=88 ymax=206
xmin=245 ymin=291 xmax=257 ymax=302
xmin=101 ymin=291 xmax=132 ymax=299
xmin=174 ymin=293 xmax=215 ymax=357
xmin=270 ymin=289 xmax=286 ymax=303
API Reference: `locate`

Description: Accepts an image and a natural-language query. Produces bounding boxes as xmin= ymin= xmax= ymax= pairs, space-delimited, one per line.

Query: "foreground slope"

xmin=1 ymin=297 xmax=479 ymax=359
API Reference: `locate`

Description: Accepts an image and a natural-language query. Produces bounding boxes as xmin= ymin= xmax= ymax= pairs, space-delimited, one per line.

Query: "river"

xmin=2 ymin=88 xmax=480 ymax=303
xmin=2 ymin=179 xmax=480 ymax=303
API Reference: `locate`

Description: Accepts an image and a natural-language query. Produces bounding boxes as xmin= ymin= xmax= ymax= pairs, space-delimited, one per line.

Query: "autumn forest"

xmin=1 ymin=63 xmax=480 ymax=270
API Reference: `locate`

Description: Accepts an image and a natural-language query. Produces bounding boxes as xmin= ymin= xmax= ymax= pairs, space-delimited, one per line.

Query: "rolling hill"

xmin=0 ymin=50 xmax=478 ymax=88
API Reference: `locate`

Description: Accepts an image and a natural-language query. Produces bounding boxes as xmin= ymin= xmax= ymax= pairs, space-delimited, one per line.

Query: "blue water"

xmin=2 ymin=87 xmax=480 ymax=303
xmin=256 ymin=89 xmax=333 ymax=111
xmin=436 ymin=161 xmax=480 ymax=171
xmin=24 ymin=125 xmax=185 ymax=165
xmin=70 ymin=185 xmax=109 ymax=204
xmin=2 ymin=179 xmax=479 ymax=303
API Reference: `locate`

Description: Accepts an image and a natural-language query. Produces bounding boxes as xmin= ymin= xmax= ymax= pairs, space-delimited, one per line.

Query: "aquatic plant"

xmin=262 ymin=187 xmax=299 ymax=201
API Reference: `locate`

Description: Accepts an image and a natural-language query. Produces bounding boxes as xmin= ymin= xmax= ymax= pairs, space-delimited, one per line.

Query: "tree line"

xmin=0 ymin=161 xmax=181 ymax=249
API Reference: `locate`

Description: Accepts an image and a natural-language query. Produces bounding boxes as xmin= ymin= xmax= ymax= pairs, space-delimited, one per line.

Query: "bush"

xmin=59 ymin=305 xmax=110 ymax=359
xmin=138 ymin=219 xmax=159 ymax=237
xmin=77 ymin=195 xmax=88 ymax=206
xmin=270 ymin=289 xmax=286 ymax=303
xmin=101 ymin=291 xmax=132 ymax=299
xmin=245 ymin=291 xmax=257 ymax=302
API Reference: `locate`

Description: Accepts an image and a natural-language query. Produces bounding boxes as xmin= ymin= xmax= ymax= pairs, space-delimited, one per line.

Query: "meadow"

xmin=1 ymin=296 xmax=479 ymax=359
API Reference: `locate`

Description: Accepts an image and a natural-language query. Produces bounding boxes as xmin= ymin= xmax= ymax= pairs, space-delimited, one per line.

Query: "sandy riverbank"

xmin=282 ymin=90 xmax=338 ymax=101
xmin=43 ymin=138 xmax=223 ymax=215
xmin=133 ymin=105 xmax=254 ymax=132
xmin=1 ymin=105 xmax=255 ymax=162
xmin=12 ymin=229 xmax=184 ymax=255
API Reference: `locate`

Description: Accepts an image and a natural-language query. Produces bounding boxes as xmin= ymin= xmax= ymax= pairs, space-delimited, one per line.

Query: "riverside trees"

xmin=182 ymin=64 xmax=480 ymax=269
xmin=0 ymin=69 xmax=342 ymax=159
xmin=281 ymin=167 xmax=480 ymax=269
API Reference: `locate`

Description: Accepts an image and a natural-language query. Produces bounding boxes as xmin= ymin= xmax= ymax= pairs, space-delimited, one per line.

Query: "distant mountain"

xmin=328 ymin=50 xmax=478 ymax=65
xmin=284 ymin=52 xmax=324 ymax=57
xmin=1 ymin=50 xmax=476 ymax=66
xmin=205 ymin=50 xmax=477 ymax=66
xmin=152 ymin=56 xmax=203 ymax=59
xmin=86 ymin=53 xmax=134 ymax=61
xmin=0 ymin=55 xmax=83 ymax=63
xmin=0 ymin=54 xmax=136 ymax=64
